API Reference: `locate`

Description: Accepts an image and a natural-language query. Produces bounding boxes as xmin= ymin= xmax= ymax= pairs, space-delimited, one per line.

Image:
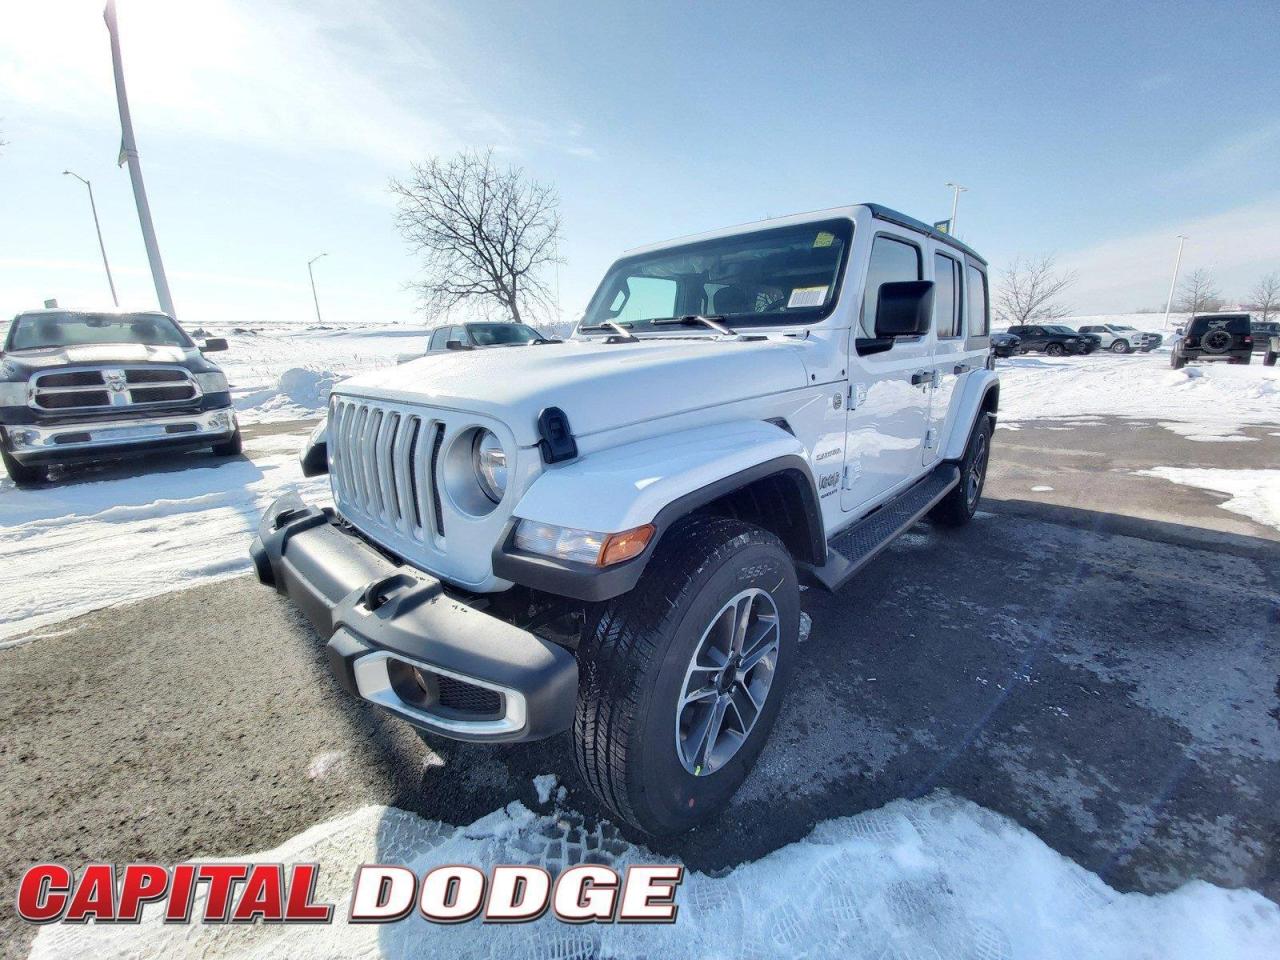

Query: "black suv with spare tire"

xmin=1170 ymin=314 xmax=1253 ymax=368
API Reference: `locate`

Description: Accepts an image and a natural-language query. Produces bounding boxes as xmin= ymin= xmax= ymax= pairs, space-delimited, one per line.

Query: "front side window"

xmin=428 ymin=329 xmax=449 ymax=350
xmin=466 ymin=323 xmax=544 ymax=346
xmin=933 ymin=253 xmax=962 ymax=338
xmin=6 ymin=311 xmax=192 ymax=351
xmin=965 ymin=265 xmax=989 ymax=336
xmin=862 ymin=235 xmax=922 ymax=336
xmin=581 ymin=219 xmax=853 ymax=334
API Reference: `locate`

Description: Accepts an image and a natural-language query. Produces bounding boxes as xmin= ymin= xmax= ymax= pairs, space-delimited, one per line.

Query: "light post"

xmin=945 ymin=182 xmax=968 ymax=235
xmin=62 ymin=169 xmax=119 ymax=307
xmin=307 ymin=253 xmax=328 ymax=324
xmin=1162 ymin=235 xmax=1188 ymax=331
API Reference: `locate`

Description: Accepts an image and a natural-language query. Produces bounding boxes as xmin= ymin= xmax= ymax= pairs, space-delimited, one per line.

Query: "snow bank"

xmin=998 ymin=352 xmax=1280 ymax=438
xmin=29 ymin=792 xmax=1280 ymax=959
xmin=1137 ymin=467 xmax=1280 ymax=532
xmin=0 ymin=447 xmax=327 ymax=645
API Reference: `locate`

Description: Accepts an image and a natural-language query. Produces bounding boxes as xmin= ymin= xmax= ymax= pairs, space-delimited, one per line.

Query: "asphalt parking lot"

xmin=2 ymin=418 xmax=1278 ymax=957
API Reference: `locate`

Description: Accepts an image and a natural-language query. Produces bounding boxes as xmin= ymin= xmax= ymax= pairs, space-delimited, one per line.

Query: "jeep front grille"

xmin=329 ymin=397 xmax=446 ymax=544
xmin=30 ymin=366 xmax=199 ymax=412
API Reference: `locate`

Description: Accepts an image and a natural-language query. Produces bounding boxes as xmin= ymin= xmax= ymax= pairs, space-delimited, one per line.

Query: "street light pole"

xmin=307 ymin=253 xmax=328 ymax=324
xmin=945 ymin=182 xmax=968 ymax=235
xmin=63 ymin=170 xmax=119 ymax=307
xmin=103 ymin=0 xmax=176 ymax=318
xmin=1162 ymin=235 xmax=1188 ymax=331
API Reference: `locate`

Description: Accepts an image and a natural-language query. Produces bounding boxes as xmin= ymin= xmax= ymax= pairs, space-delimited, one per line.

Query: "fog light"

xmin=514 ymin=520 xmax=654 ymax=566
xmin=9 ymin=429 xmax=39 ymax=448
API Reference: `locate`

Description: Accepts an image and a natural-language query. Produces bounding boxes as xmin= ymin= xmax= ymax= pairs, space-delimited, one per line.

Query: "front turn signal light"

xmin=599 ymin=524 xmax=655 ymax=567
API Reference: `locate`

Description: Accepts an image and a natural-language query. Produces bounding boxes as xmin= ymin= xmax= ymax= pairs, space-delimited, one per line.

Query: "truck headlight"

xmin=194 ymin=371 xmax=230 ymax=393
xmin=0 ymin=381 xmax=29 ymax=406
xmin=472 ymin=429 xmax=507 ymax=503
xmin=513 ymin=520 xmax=654 ymax=567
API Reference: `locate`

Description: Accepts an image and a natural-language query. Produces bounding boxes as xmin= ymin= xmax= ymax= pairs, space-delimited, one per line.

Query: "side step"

xmin=799 ymin=463 xmax=961 ymax=592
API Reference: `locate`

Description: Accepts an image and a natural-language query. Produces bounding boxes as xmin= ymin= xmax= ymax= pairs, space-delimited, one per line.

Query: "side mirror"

xmin=874 ymin=281 xmax=934 ymax=338
xmin=445 ymin=339 xmax=469 ymax=351
xmin=201 ymin=337 xmax=228 ymax=352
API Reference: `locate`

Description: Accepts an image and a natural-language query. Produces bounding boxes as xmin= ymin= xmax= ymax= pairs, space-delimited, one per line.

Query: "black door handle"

xmin=910 ymin=371 xmax=929 ymax=385
xmin=953 ymin=364 xmax=969 ymax=375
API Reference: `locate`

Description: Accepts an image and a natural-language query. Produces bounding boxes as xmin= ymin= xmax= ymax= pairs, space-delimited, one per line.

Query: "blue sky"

xmin=2 ymin=0 xmax=1278 ymax=328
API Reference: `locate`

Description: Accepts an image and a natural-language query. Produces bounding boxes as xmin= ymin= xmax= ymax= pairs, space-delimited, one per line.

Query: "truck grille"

xmin=329 ymin=397 xmax=446 ymax=543
xmin=31 ymin=366 xmax=198 ymax=411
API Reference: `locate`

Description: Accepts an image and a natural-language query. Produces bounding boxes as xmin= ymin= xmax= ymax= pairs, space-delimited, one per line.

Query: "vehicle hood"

xmin=336 ymin=336 xmax=812 ymax=446
xmin=1 ymin=343 xmax=198 ymax=374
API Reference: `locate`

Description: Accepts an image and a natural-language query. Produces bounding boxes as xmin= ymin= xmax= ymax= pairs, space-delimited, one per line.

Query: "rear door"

xmin=842 ymin=228 xmax=933 ymax=512
xmin=923 ymin=249 xmax=964 ymax=466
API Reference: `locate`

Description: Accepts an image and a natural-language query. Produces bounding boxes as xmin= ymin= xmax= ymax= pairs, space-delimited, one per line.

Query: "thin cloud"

xmin=1056 ymin=194 xmax=1280 ymax=312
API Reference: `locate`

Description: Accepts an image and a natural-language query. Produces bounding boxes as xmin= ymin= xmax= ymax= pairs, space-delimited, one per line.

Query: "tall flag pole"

xmin=104 ymin=0 xmax=176 ymax=317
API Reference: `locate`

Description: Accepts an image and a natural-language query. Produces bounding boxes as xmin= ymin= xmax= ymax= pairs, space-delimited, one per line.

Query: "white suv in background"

xmin=1077 ymin=323 xmax=1162 ymax=354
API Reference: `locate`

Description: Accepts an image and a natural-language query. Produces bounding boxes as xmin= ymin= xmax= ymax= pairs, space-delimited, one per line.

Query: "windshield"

xmin=467 ymin=323 xmax=544 ymax=346
xmin=5 ymin=311 xmax=192 ymax=351
xmin=580 ymin=219 xmax=853 ymax=334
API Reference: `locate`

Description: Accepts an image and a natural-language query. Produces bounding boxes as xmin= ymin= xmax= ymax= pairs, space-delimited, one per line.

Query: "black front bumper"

xmin=250 ymin=494 xmax=578 ymax=743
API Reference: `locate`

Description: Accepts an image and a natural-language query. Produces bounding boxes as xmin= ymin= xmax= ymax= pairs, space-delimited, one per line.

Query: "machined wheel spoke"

xmin=739 ymin=637 xmax=778 ymax=675
xmin=730 ymin=595 xmax=754 ymax=654
xmin=679 ymin=684 xmax=719 ymax=711
xmin=729 ymin=685 xmax=759 ymax=730
xmin=691 ymin=697 xmax=729 ymax=770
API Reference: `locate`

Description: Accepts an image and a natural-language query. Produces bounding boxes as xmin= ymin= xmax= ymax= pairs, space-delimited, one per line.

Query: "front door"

xmin=842 ymin=230 xmax=932 ymax=512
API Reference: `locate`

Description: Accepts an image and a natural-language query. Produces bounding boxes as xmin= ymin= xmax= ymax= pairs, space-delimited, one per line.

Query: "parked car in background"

xmin=1005 ymin=324 xmax=1092 ymax=356
xmin=1077 ymin=323 xmax=1162 ymax=353
xmin=396 ymin=322 xmax=557 ymax=363
xmin=990 ymin=331 xmax=1020 ymax=358
xmin=0 ymin=309 xmax=238 ymax=487
xmin=1170 ymin=314 xmax=1253 ymax=369
xmin=1250 ymin=320 xmax=1279 ymax=353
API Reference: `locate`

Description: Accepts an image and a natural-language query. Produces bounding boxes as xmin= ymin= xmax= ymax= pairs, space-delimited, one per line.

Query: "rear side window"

xmin=933 ymin=253 xmax=962 ymax=338
xmin=966 ymin=265 xmax=989 ymax=336
xmin=862 ymin=235 xmax=922 ymax=336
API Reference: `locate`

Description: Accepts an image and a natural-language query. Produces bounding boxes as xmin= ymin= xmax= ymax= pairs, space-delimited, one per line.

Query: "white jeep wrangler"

xmin=252 ymin=203 xmax=999 ymax=834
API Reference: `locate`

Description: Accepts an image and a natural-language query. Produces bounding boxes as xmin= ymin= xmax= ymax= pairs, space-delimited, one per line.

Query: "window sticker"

xmin=787 ymin=285 xmax=829 ymax=308
xmin=813 ymin=231 xmax=835 ymax=248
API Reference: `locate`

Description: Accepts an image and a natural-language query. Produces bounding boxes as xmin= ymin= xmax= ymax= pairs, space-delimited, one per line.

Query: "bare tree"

xmin=1176 ymin=268 xmax=1221 ymax=316
xmin=1251 ymin=271 xmax=1279 ymax=323
xmin=993 ymin=255 xmax=1078 ymax=326
xmin=390 ymin=148 xmax=561 ymax=324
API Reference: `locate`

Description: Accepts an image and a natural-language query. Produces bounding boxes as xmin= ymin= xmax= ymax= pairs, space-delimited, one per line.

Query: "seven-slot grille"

xmin=328 ymin=396 xmax=447 ymax=543
xmin=30 ymin=366 xmax=198 ymax=411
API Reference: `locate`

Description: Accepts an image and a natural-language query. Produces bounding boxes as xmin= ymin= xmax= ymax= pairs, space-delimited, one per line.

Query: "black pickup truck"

xmin=1 ymin=309 xmax=240 ymax=486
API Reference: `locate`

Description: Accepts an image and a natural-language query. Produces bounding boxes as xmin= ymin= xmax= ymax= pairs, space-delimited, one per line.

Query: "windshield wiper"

xmin=577 ymin=320 xmax=638 ymax=342
xmin=650 ymin=315 xmax=736 ymax=336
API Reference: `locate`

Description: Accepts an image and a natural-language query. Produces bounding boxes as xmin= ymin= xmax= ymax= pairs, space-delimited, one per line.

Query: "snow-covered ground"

xmin=0 ymin=450 xmax=329 ymax=645
xmin=29 ymin=789 xmax=1280 ymax=959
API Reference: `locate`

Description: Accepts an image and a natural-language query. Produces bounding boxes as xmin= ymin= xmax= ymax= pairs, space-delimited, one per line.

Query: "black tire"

xmin=1265 ymin=350 xmax=1277 ymax=367
xmin=1171 ymin=351 xmax=1186 ymax=369
xmin=573 ymin=515 xmax=799 ymax=835
xmin=1110 ymin=340 xmax=1130 ymax=354
xmin=1045 ymin=342 xmax=1065 ymax=357
xmin=929 ymin=413 xmax=993 ymax=528
xmin=211 ymin=427 xmax=243 ymax=457
xmin=1 ymin=446 xmax=47 ymax=487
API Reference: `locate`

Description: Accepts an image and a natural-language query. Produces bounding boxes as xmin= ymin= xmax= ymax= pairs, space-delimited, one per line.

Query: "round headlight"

xmin=472 ymin=429 xmax=507 ymax=503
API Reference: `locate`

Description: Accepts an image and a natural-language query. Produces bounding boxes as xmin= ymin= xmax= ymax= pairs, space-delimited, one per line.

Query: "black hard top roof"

xmin=861 ymin=203 xmax=987 ymax=266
